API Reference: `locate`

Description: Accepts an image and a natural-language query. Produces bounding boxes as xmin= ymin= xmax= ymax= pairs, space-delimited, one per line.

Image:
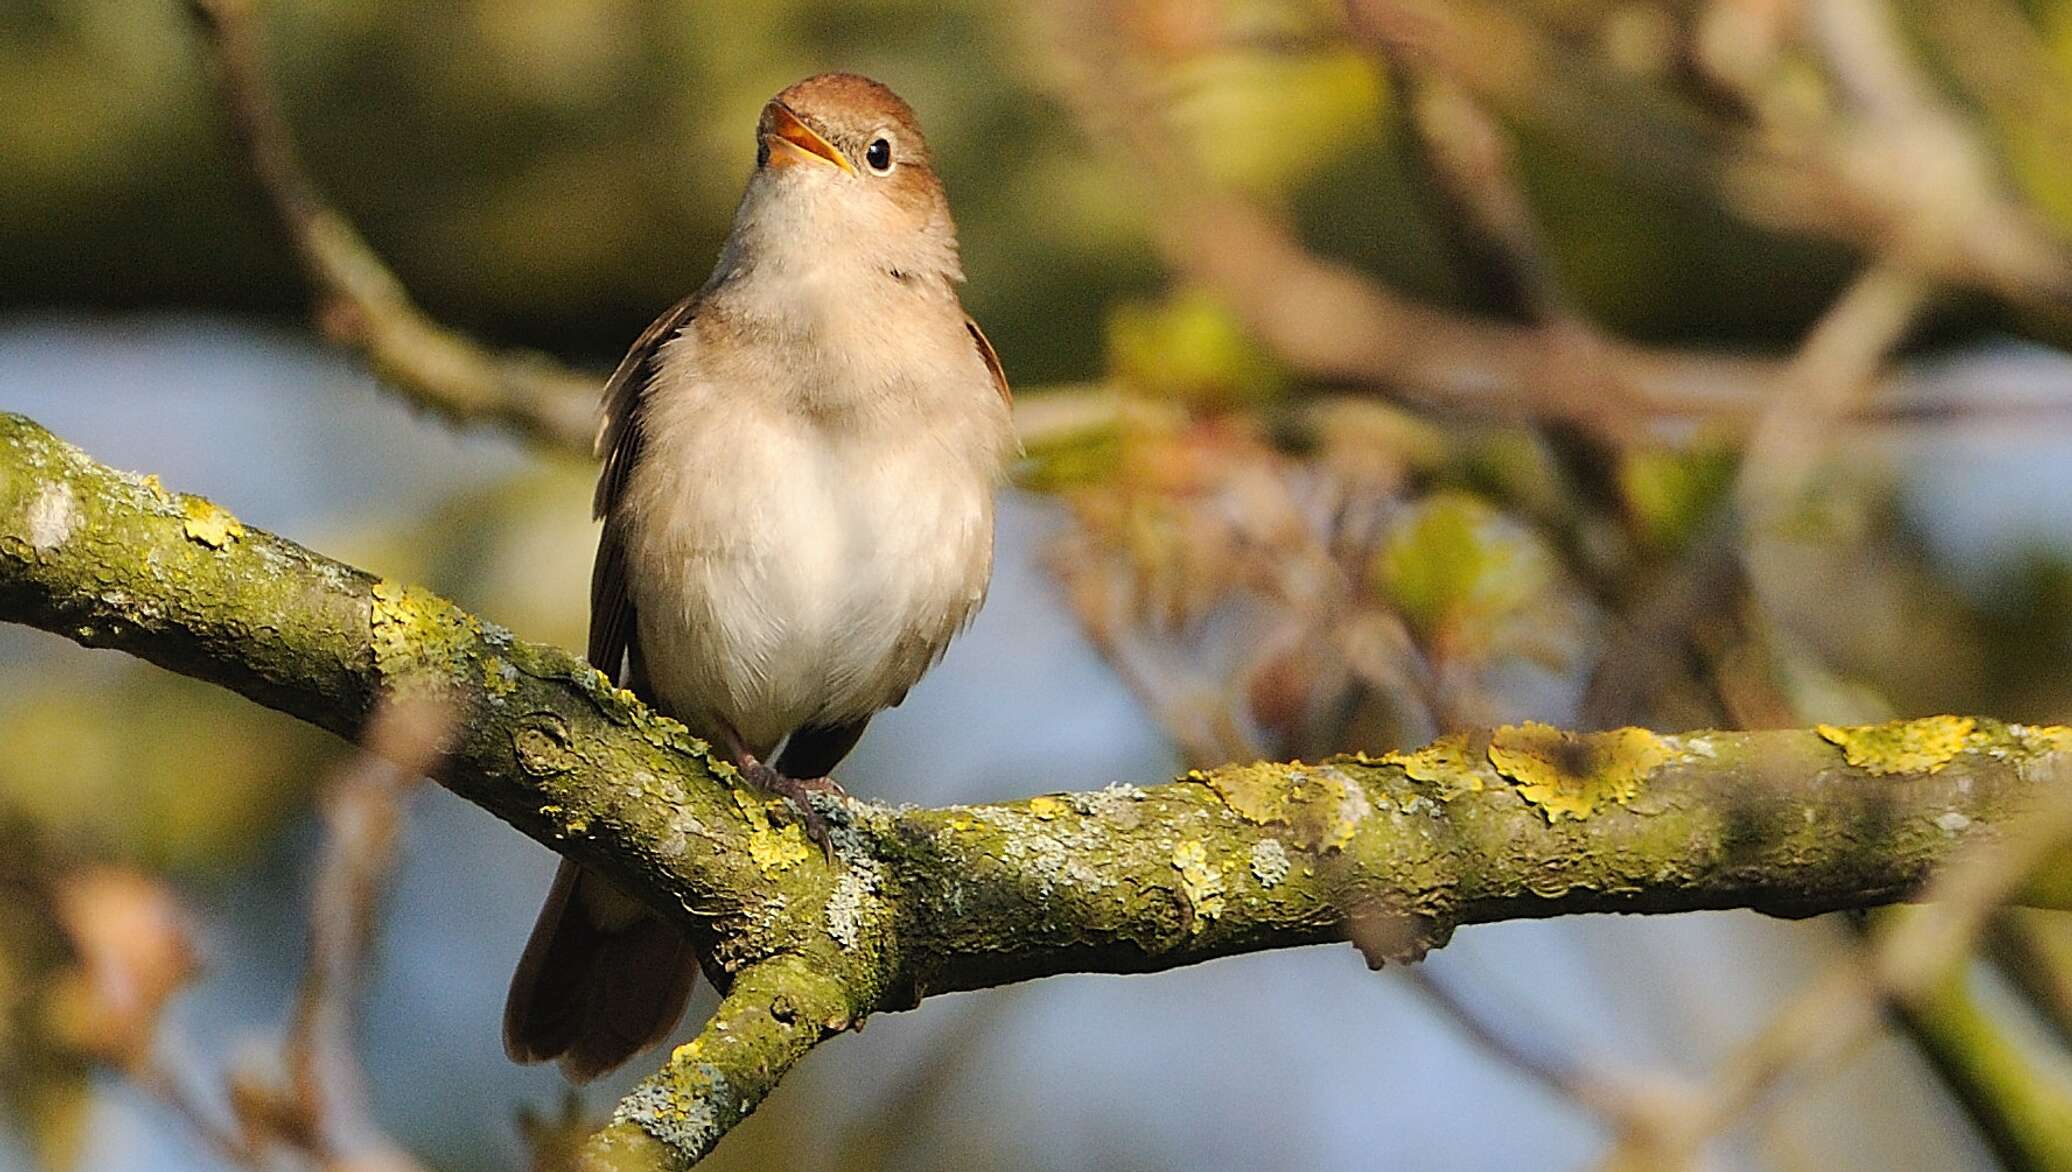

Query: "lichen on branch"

xmin=6 ymin=409 xmax=2072 ymax=1167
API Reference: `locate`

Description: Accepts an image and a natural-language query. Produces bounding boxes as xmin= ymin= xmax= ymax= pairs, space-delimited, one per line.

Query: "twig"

xmin=283 ymin=697 xmax=452 ymax=1169
xmin=1985 ymin=911 xmax=2072 ymax=1054
xmin=183 ymin=0 xmax=597 ymax=455
xmin=1039 ymin=0 xmax=1778 ymax=434
xmin=1873 ymin=909 xmax=2072 ymax=1171
xmin=1601 ymin=756 xmax=2072 ymax=1167
xmin=1402 ymin=966 xmax=1700 ymax=1138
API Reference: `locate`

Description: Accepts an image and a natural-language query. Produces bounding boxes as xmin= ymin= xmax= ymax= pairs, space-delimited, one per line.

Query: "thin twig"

xmin=1403 ymin=966 xmax=1700 ymax=1138
xmin=1039 ymin=0 xmax=1779 ymax=435
xmin=284 ymin=697 xmax=452 ymax=1169
xmin=183 ymin=0 xmax=598 ymax=455
xmin=1602 ymin=757 xmax=2072 ymax=1167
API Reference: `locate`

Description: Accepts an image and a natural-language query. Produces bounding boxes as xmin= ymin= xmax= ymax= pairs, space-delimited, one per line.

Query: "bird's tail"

xmin=502 ymin=859 xmax=699 ymax=1082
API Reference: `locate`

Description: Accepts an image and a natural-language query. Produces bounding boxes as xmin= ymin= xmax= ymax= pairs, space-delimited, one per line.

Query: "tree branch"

xmin=578 ymin=956 xmax=848 ymax=1171
xmin=7 ymin=409 xmax=2072 ymax=1166
xmin=183 ymin=0 xmax=598 ymax=455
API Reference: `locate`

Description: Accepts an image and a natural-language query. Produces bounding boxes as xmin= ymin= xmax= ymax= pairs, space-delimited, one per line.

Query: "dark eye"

xmin=865 ymin=137 xmax=893 ymax=173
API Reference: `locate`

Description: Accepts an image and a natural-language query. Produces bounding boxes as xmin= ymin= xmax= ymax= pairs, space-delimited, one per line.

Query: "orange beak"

xmin=760 ymin=102 xmax=856 ymax=175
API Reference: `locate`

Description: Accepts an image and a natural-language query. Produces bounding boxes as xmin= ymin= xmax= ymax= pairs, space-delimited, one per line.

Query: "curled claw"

xmin=739 ymin=758 xmax=847 ymax=861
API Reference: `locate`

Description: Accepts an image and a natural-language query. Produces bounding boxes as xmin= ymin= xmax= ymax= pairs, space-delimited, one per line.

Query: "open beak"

xmin=760 ymin=102 xmax=856 ymax=175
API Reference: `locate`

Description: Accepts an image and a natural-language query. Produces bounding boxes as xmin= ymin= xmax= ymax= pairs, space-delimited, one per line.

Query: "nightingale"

xmin=503 ymin=73 xmax=1016 ymax=1081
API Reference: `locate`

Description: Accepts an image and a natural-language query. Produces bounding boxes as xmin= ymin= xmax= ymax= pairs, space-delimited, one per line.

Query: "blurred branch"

xmin=10 ymin=411 xmax=2072 ymax=1166
xmin=1987 ymin=911 xmax=2072 ymax=1053
xmin=1881 ymin=913 xmax=2072 ymax=1172
xmin=1402 ymin=966 xmax=1699 ymax=1142
xmin=1734 ymin=260 xmax=1931 ymax=521
xmin=1043 ymin=0 xmax=1778 ymax=435
xmin=276 ymin=697 xmax=450 ymax=1170
xmin=1356 ymin=0 xmax=2072 ymax=317
xmin=183 ymin=0 xmax=597 ymax=455
xmin=49 ymin=704 xmax=450 ymax=1171
xmin=1601 ymin=756 xmax=2072 ymax=1169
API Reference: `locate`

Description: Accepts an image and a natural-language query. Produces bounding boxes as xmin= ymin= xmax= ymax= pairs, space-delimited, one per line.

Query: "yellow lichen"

xmin=1287 ymin=769 xmax=1370 ymax=852
xmin=481 ymin=655 xmax=518 ymax=697
xmin=1488 ymin=723 xmax=1668 ymax=821
xmin=1027 ymin=795 xmax=1067 ymax=820
xmin=1170 ymin=840 xmax=1225 ymax=927
xmin=2014 ymin=724 xmax=2072 ymax=755
xmin=1817 ymin=716 xmax=1977 ymax=776
xmin=747 ymin=824 xmax=815 ymax=872
xmin=368 ymin=578 xmax=478 ymax=695
xmin=1384 ymin=734 xmax=1484 ymax=798
xmin=180 ymin=496 xmax=244 ymax=548
xmin=1204 ymin=762 xmax=1369 ymax=852
xmin=1206 ymin=761 xmax=1289 ymax=824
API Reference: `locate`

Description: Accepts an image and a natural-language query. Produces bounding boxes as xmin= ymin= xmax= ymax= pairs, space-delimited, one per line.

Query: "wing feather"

xmin=963 ymin=314 xmax=1011 ymax=407
xmin=588 ymin=295 xmax=698 ymax=681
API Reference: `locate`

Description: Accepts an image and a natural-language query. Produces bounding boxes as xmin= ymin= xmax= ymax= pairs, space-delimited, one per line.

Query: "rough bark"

xmin=5 ymin=410 xmax=2071 ymax=1169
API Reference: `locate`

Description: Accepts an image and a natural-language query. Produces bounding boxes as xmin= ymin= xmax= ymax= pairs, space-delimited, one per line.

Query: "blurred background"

xmin=5 ymin=0 xmax=2072 ymax=1168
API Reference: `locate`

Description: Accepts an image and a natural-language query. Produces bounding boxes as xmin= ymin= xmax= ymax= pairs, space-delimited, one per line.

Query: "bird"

xmin=502 ymin=72 xmax=1016 ymax=1081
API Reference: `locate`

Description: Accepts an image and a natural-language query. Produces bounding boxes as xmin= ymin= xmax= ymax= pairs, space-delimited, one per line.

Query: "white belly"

xmin=620 ymin=388 xmax=997 ymax=754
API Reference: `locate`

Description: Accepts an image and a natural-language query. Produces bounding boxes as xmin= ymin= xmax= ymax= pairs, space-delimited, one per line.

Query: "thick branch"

xmin=7 ymin=410 xmax=2072 ymax=1165
xmin=578 ymin=956 xmax=848 ymax=1172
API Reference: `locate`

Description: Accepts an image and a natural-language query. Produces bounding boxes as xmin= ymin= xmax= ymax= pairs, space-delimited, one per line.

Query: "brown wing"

xmin=964 ymin=314 xmax=1011 ymax=407
xmin=589 ymin=295 xmax=698 ymax=680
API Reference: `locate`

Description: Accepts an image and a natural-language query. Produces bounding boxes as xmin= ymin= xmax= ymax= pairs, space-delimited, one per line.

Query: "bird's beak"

xmin=760 ymin=102 xmax=856 ymax=175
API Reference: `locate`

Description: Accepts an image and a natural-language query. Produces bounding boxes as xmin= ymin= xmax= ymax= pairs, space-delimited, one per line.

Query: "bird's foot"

xmin=739 ymin=758 xmax=848 ymax=860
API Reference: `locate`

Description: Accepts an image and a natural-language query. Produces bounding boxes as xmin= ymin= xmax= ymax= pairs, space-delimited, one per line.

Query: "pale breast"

xmin=616 ymin=299 xmax=1010 ymax=755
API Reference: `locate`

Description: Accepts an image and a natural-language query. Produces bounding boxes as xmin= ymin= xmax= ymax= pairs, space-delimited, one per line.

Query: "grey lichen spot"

xmin=1935 ymin=811 xmax=1972 ymax=835
xmin=825 ymin=873 xmax=871 ymax=949
xmin=825 ymin=853 xmax=886 ymax=949
xmin=1003 ymin=832 xmax=1071 ymax=897
xmin=613 ymin=1064 xmax=731 ymax=1154
xmin=25 ymin=481 xmax=79 ymax=550
xmin=1069 ymin=781 xmax=1148 ymax=819
xmin=1250 ymin=838 xmax=1291 ymax=889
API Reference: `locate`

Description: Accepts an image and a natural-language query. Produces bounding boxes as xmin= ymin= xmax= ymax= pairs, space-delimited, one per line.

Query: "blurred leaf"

xmin=44 ymin=868 xmax=197 ymax=1067
xmin=1108 ymin=287 xmax=1287 ymax=408
xmin=1617 ymin=438 xmax=1738 ymax=554
xmin=1167 ymin=45 xmax=1390 ymax=195
xmin=1372 ymin=491 xmax=1553 ymax=647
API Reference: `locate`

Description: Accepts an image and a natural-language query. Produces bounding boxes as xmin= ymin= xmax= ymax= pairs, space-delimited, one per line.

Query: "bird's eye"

xmin=865 ymin=136 xmax=894 ymax=174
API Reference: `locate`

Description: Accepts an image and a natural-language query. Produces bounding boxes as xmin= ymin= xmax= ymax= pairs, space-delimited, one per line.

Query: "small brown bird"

xmin=503 ymin=73 xmax=1015 ymax=1080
